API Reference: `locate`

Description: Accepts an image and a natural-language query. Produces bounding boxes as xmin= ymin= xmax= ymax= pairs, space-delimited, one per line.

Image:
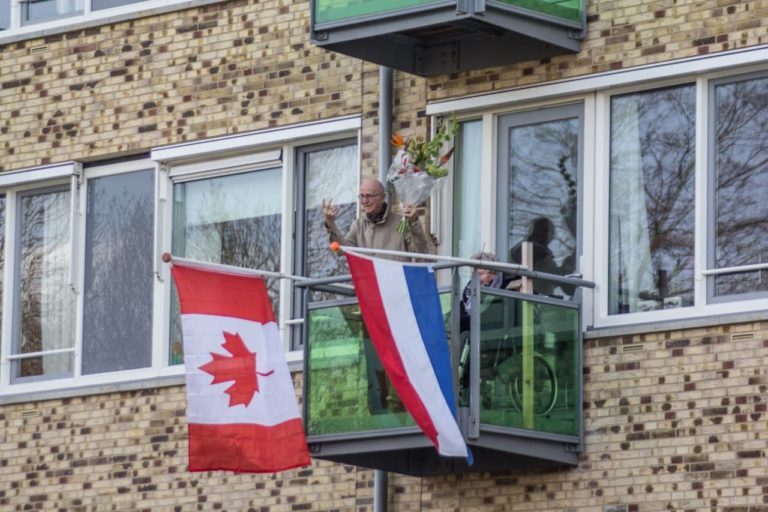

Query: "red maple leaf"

xmin=199 ymin=331 xmax=274 ymax=407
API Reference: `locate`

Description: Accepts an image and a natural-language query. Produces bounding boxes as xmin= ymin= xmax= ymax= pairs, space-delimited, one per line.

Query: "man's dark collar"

xmin=366 ymin=202 xmax=388 ymax=224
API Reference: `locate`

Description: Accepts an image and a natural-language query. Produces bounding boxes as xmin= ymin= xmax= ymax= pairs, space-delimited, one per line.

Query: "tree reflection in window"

xmin=609 ymin=85 xmax=695 ymax=314
xmin=302 ymin=143 xmax=357 ymax=302
xmin=170 ymin=169 xmax=282 ymax=364
xmin=82 ymin=170 xmax=154 ymax=375
xmin=15 ymin=188 xmax=75 ymax=379
xmin=713 ymin=76 xmax=768 ymax=297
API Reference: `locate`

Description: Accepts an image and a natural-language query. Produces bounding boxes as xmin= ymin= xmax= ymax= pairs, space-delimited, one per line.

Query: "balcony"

xmin=301 ymin=266 xmax=590 ymax=476
xmin=309 ymin=0 xmax=585 ymax=76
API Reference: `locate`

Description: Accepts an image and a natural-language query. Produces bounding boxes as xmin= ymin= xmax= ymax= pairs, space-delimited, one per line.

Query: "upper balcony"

xmin=300 ymin=262 xmax=592 ymax=476
xmin=309 ymin=0 xmax=585 ymax=76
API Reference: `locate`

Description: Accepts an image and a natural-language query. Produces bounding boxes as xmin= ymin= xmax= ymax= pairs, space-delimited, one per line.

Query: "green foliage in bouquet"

xmin=390 ymin=117 xmax=459 ymax=178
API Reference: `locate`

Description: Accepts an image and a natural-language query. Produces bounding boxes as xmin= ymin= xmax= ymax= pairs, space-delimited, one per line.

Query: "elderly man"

xmin=322 ymin=177 xmax=431 ymax=259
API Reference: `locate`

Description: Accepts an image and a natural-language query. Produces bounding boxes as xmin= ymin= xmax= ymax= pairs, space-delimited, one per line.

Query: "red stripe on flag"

xmin=188 ymin=419 xmax=310 ymax=473
xmin=345 ymin=253 xmax=440 ymax=449
xmin=172 ymin=262 xmax=275 ymax=323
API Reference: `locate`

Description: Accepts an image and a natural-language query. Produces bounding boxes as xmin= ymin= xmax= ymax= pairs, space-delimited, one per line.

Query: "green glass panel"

xmin=306 ymin=303 xmax=415 ymax=435
xmin=307 ymin=295 xmax=453 ymax=436
xmin=314 ymin=0 xmax=443 ymax=24
xmin=476 ymin=291 xmax=579 ymax=436
xmin=494 ymin=0 xmax=582 ymax=22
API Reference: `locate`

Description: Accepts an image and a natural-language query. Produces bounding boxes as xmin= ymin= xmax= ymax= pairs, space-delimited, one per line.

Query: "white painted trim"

xmin=0 ymin=190 xmax=15 ymax=387
xmin=694 ymin=76 xmax=709 ymax=309
xmin=702 ymin=263 xmax=768 ymax=276
xmin=579 ymin=93 xmax=597 ymax=330
xmin=426 ymin=44 xmax=768 ymax=115
xmin=278 ymin=146 xmax=294 ymax=351
xmin=168 ymin=149 xmax=283 ymax=181
xmin=151 ymin=116 xmax=362 ymax=163
xmin=480 ymin=113 xmax=495 ymax=253
xmin=0 ymin=364 xmax=186 ymax=398
xmin=592 ymin=90 xmax=610 ymax=323
xmin=158 ymin=165 xmax=174 ymax=367
xmin=0 ymin=161 xmax=81 ymax=189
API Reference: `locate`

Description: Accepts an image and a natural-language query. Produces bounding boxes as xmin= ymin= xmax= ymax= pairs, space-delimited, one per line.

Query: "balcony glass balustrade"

xmin=310 ymin=0 xmax=585 ymax=76
xmin=302 ymin=266 xmax=590 ymax=475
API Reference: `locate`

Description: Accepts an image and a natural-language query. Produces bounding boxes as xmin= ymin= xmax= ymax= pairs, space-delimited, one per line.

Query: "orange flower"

xmin=390 ymin=133 xmax=405 ymax=149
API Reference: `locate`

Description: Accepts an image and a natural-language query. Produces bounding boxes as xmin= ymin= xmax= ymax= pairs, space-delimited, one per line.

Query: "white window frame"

xmin=0 ymin=117 xmax=361 ymax=398
xmin=427 ymin=45 xmax=768 ymax=331
xmin=0 ymin=158 xmax=183 ymax=397
xmin=152 ymin=115 xmax=362 ymax=363
xmin=0 ymin=0 xmax=221 ymax=45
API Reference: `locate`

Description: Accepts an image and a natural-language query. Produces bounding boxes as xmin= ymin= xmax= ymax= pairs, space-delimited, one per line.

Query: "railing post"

xmin=520 ymin=241 xmax=535 ymax=429
xmin=468 ymin=272 xmax=481 ymax=439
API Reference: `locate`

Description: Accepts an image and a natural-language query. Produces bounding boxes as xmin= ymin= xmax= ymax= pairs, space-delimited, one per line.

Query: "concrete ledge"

xmin=585 ymin=311 xmax=768 ymax=340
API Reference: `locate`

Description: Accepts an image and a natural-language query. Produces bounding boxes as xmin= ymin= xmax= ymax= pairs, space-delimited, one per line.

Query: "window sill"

xmin=0 ymin=0 xmax=221 ymax=46
xmin=584 ymin=309 xmax=768 ymax=340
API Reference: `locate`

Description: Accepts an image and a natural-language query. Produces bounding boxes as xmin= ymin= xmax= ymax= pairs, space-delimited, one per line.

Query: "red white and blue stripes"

xmin=345 ymin=251 xmax=471 ymax=461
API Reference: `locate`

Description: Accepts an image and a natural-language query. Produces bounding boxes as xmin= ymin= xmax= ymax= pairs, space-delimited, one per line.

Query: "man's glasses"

xmin=358 ymin=193 xmax=382 ymax=200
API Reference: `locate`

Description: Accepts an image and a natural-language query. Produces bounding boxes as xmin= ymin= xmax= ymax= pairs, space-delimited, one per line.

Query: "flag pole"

xmin=329 ymin=242 xmax=530 ymax=274
xmin=161 ymin=253 xmax=308 ymax=282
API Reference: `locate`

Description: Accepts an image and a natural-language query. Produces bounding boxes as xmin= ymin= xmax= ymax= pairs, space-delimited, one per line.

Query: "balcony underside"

xmin=308 ymin=426 xmax=578 ymax=476
xmin=311 ymin=4 xmax=583 ymax=76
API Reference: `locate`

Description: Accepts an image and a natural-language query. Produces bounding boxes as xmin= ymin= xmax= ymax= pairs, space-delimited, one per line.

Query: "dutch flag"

xmin=345 ymin=250 xmax=472 ymax=462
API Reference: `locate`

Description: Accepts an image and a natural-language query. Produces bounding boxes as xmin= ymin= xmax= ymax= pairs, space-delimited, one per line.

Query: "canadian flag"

xmin=171 ymin=261 xmax=310 ymax=473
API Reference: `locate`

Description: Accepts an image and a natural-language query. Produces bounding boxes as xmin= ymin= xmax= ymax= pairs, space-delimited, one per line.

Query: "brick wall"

xmin=1 ymin=321 xmax=766 ymax=510
xmin=2 ymin=0 xmax=768 ymax=510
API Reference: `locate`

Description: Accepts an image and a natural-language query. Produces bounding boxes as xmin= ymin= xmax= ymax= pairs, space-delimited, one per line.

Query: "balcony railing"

xmin=301 ymin=262 xmax=592 ymax=476
xmin=310 ymin=0 xmax=585 ymax=76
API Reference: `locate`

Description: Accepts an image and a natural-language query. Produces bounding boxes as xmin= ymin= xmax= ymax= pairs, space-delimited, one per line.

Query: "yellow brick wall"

xmin=1 ymin=321 xmax=767 ymax=510
xmin=1 ymin=0 xmax=768 ymax=510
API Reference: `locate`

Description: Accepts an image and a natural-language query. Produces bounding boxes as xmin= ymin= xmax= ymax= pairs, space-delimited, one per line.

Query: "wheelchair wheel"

xmin=511 ymin=354 xmax=557 ymax=416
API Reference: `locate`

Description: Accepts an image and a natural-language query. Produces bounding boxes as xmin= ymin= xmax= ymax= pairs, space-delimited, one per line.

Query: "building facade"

xmin=1 ymin=0 xmax=767 ymax=510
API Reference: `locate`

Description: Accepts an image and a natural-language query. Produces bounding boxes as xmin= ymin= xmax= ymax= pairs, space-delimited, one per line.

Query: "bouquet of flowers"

xmin=387 ymin=118 xmax=458 ymax=233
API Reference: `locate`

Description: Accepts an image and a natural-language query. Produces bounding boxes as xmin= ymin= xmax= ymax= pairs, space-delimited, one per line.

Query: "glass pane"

xmin=303 ymin=143 xmax=357 ymax=287
xmin=477 ymin=291 xmax=579 ymax=437
xmin=494 ymin=0 xmax=582 ymax=23
xmin=92 ymin=0 xmax=143 ymax=9
xmin=314 ymin=0 xmax=442 ymax=24
xmin=306 ymin=302 xmax=415 ymax=435
xmin=502 ymin=114 xmax=579 ymax=298
xmin=14 ymin=188 xmax=74 ymax=380
xmin=453 ymin=120 xmax=482 ymax=259
xmin=306 ymin=294 xmax=451 ymax=436
xmin=82 ymin=170 xmax=154 ymax=375
xmin=23 ymin=0 xmax=83 ymax=25
xmin=0 ymin=197 xmax=4 ymax=351
xmin=609 ymin=85 xmax=695 ymax=314
xmin=170 ymin=168 xmax=282 ymax=364
xmin=0 ymin=0 xmax=10 ymax=30
xmin=713 ymin=76 xmax=768 ymax=297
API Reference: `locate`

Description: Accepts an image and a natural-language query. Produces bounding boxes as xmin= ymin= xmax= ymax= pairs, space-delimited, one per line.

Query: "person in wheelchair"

xmin=459 ymin=252 xmax=521 ymax=332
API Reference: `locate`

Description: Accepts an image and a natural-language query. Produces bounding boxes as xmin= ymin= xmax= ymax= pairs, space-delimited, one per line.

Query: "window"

xmin=430 ymin=60 xmax=768 ymax=329
xmin=608 ymin=85 xmax=696 ymax=314
xmin=13 ymin=186 xmax=76 ymax=382
xmin=22 ymin=0 xmax=84 ymax=25
xmin=0 ymin=0 xmax=213 ymax=40
xmin=169 ymin=166 xmax=284 ymax=363
xmin=153 ymin=116 xmax=362 ymax=362
xmin=0 ymin=117 xmax=360 ymax=394
xmin=496 ymin=105 xmax=581 ymax=298
xmin=0 ymin=160 xmax=157 ymax=388
xmin=82 ymin=169 xmax=154 ymax=375
xmin=452 ymin=120 xmax=482 ymax=260
xmin=710 ymin=74 xmax=768 ymax=300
